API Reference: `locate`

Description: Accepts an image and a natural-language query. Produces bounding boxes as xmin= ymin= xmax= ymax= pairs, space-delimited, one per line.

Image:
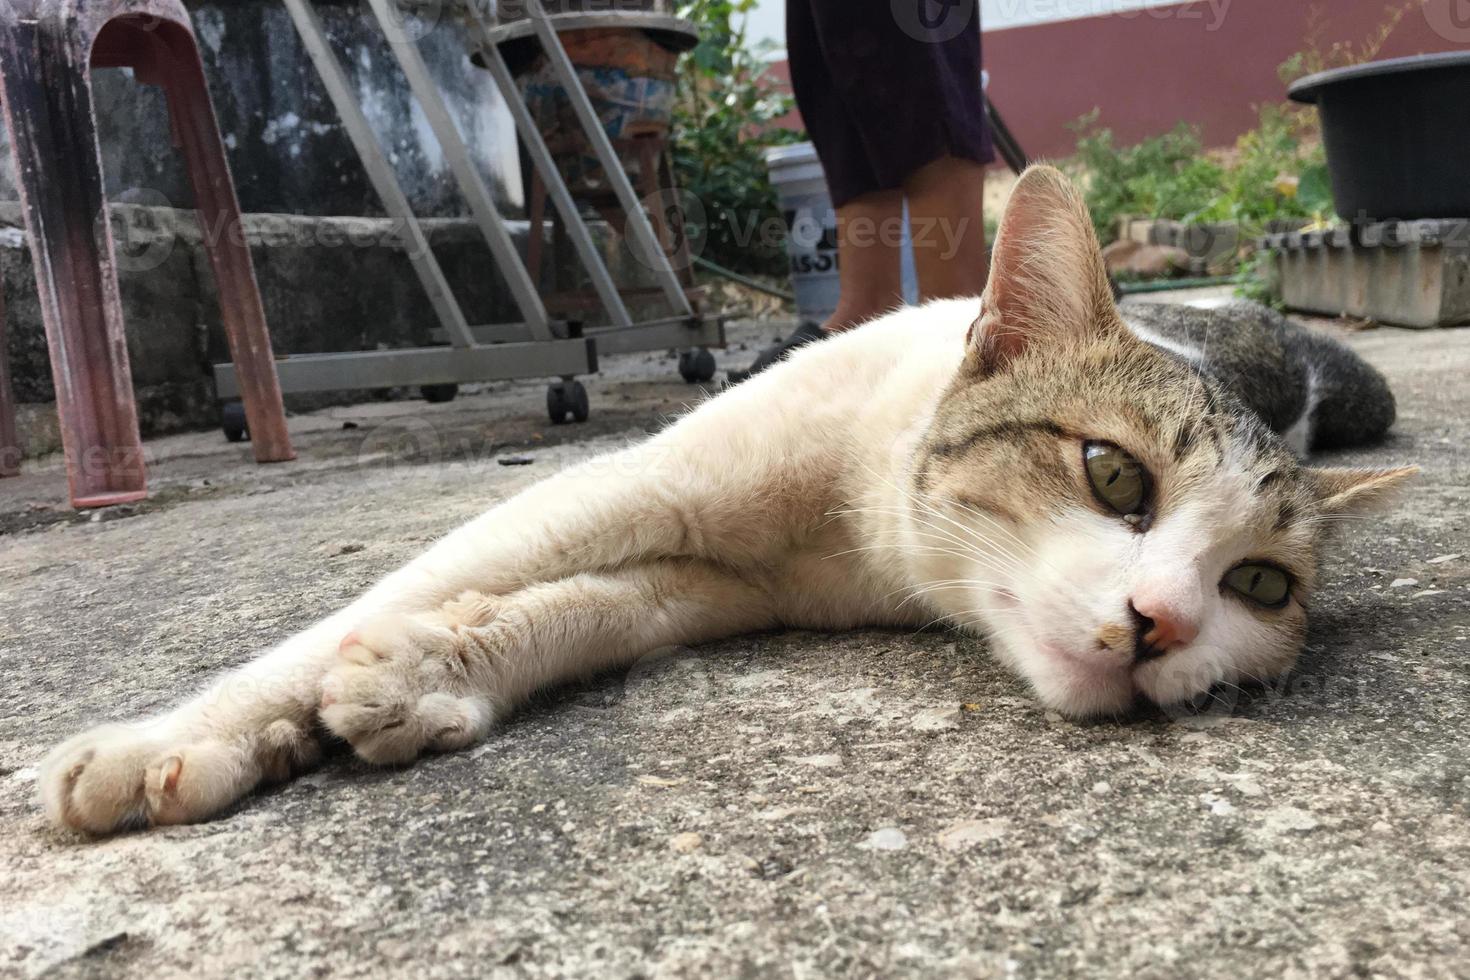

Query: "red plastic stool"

xmin=0 ymin=0 xmax=293 ymax=507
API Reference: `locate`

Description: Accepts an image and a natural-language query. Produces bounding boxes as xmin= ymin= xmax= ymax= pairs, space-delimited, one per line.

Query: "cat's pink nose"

xmin=1129 ymin=591 xmax=1200 ymax=655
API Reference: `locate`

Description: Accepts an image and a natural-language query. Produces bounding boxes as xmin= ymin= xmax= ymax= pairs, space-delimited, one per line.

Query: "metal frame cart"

xmin=214 ymin=0 xmax=723 ymax=431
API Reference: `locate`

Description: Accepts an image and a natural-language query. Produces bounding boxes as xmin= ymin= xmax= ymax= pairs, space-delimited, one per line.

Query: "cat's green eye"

xmin=1223 ymin=563 xmax=1292 ymax=607
xmin=1083 ymin=441 xmax=1149 ymax=517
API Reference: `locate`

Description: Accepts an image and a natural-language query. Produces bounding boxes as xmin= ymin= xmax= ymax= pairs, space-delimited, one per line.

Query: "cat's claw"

xmin=320 ymin=614 xmax=494 ymax=766
xmin=38 ymin=718 xmax=318 ymax=835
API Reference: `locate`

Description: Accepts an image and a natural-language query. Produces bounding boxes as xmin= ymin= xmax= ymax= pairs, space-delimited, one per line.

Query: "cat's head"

xmin=913 ymin=165 xmax=1413 ymax=718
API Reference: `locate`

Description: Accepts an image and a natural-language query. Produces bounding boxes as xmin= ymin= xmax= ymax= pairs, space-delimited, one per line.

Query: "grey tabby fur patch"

xmin=1121 ymin=301 xmax=1396 ymax=454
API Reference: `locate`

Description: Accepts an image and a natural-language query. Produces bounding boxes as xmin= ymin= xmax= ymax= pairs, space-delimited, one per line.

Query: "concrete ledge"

xmin=1262 ymin=220 xmax=1470 ymax=329
xmin=0 ymin=204 xmax=654 ymax=460
xmin=0 ymin=205 xmax=517 ymax=455
xmin=1118 ymin=217 xmax=1245 ymax=275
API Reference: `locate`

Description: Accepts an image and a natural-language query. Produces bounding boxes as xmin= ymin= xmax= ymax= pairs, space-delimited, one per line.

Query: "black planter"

xmin=1289 ymin=52 xmax=1470 ymax=222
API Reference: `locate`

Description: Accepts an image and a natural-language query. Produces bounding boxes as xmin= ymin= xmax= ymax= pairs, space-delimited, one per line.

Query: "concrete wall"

xmin=0 ymin=203 xmax=652 ymax=458
xmin=0 ymin=0 xmax=522 ymax=216
xmin=0 ymin=206 xmax=523 ymax=450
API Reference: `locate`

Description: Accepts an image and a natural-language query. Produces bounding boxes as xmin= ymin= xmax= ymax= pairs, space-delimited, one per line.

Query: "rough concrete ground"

xmin=1 ymin=307 xmax=1467 ymax=979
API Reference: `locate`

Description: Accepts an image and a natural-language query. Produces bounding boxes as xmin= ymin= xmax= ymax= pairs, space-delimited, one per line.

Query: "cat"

xmin=38 ymin=166 xmax=1413 ymax=835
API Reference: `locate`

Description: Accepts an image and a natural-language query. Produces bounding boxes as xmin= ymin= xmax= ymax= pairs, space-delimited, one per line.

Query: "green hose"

xmin=693 ymin=256 xmax=797 ymax=302
xmin=1116 ymin=275 xmax=1243 ymax=295
xmin=695 ymin=256 xmax=1238 ymax=303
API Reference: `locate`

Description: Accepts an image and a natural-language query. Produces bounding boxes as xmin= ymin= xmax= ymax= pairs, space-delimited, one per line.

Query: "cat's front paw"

xmin=39 ymin=718 xmax=317 ymax=835
xmin=320 ymin=613 xmax=495 ymax=766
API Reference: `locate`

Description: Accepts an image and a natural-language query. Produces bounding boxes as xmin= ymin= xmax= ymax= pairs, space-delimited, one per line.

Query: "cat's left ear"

xmin=1307 ymin=466 xmax=1418 ymax=515
xmin=964 ymin=164 xmax=1122 ymax=377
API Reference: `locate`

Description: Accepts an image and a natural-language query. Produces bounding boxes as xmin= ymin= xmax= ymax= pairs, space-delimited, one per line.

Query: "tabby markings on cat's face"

xmin=918 ymin=334 xmax=1326 ymax=716
xmin=909 ymin=166 xmax=1410 ymax=718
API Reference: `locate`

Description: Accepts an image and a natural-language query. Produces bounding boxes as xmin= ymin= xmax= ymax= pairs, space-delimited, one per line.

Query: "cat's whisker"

xmin=896 ymin=579 xmax=1014 ymax=610
xmin=822 ymin=542 xmax=970 ymax=562
xmin=854 ymin=464 xmax=1040 ymax=562
xmin=853 ymin=475 xmax=1054 ymax=586
xmin=936 ymin=497 xmax=1065 ymax=580
xmin=902 ymin=597 xmax=1027 ymax=634
xmin=833 ymin=503 xmax=1035 ymax=583
xmin=881 ymin=575 xmax=1004 ymax=601
xmin=839 ymin=517 xmax=1034 ymax=588
xmin=821 ymin=541 xmax=995 ymax=572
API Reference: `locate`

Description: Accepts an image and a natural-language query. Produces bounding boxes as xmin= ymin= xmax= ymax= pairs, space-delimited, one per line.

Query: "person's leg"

xmin=904 ymin=155 xmax=989 ymax=301
xmin=827 ymin=188 xmax=904 ymax=332
xmin=785 ymin=0 xmax=902 ymax=333
xmin=732 ymin=0 xmax=901 ymax=377
xmin=815 ymin=0 xmax=993 ymax=307
xmin=736 ymin=0 xmax=994 ymax=377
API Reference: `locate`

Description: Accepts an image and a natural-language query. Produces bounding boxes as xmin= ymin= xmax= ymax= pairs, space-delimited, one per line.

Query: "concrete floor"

xmin=1 ymin=309 xmax=1467 ymax=978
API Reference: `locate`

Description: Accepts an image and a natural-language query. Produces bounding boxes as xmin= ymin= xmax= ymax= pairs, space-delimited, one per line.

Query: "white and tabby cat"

xmin=40 ymin=167 xmax=1413 ymax=835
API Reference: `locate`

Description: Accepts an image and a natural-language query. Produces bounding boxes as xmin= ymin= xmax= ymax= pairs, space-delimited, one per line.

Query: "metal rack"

xmin=215 ymin=0 xmax=722 ymax=428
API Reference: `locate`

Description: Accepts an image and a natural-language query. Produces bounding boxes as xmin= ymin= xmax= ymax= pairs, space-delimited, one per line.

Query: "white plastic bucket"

xmin=764 ymin=142 xmax=918 ymax=325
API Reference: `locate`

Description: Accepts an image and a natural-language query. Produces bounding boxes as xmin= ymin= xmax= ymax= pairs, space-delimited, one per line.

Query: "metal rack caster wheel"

xmin=421 ymin=383 xmax=459 ymax=404
xmin=547 ymin=380 xmax=590 ymax=425
xmin=221 ymin=401 xmax=249 ymax=443
xmin=678 ymin=348 xmax=717 ymax=383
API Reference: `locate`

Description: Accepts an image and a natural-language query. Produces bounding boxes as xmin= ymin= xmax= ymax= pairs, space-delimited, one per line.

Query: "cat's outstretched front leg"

xmin=318 ymin=561 xmax=776 ymax=764
xmin=39 ymin=413 xmax=827 ymax=835
xmin=39 ymin=555 xmax=777 ymax=834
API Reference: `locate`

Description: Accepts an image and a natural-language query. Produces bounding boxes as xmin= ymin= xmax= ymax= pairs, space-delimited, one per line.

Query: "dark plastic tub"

xmin=1289 ymin=51 xmax=1470 ymax=222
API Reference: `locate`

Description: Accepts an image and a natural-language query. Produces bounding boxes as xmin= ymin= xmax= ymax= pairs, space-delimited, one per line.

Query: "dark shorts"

xmin=787 ymin=0 xmax=993 ymax=208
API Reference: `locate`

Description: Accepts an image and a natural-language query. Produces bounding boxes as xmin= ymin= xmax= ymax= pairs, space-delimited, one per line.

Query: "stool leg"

xmin=0 ymin=24 xmax=147 ymax=507
xmin=0 ymin=287 xmax=19 ymax=478
xmin=156 ymin=31 xmax=293 ymax=463
xmin=636 ymin=138 xmax=666 ymax=247
xmin=655 ymin=146 xmax=699 ymax=293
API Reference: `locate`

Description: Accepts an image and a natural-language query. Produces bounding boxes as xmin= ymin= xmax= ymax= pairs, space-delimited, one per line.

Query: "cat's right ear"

xmin=964 ymin=165 xmax=1121 ymax=377
xmin=1307 ymin=465 xmax=1418 ymax=516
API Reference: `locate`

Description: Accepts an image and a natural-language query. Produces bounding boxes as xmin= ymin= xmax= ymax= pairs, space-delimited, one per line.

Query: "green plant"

xmin=1065 ymin=112 xmax=1225 ymax=244
xmin=1197 ymin=104 xmax=1331 ymax=229
xmin=1235 ymin=246 xmax=1282 ymax=307
xmin=1229 ymin=1 xmax=1422 ymax=299
xmin=672 ymin=0 xmax=802 ymax=278
xmin=1068 ymin=2 xmax=1420 ymax=300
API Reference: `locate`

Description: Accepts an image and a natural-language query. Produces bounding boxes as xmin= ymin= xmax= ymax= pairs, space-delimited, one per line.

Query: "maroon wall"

xmin=765 ymin=58 xmax=802 ymax=133
xmin=984 ymin=1 xmax=1461 ymax=160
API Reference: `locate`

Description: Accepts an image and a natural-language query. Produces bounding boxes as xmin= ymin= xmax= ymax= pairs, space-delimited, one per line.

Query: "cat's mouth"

xmin=1039 ymin=637 xmax=1222 ymax=713
xmin=991 ymin=591 xmax=1134 ymax=671
xmin=985 ymin=590 xmax=1165 ymax=711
